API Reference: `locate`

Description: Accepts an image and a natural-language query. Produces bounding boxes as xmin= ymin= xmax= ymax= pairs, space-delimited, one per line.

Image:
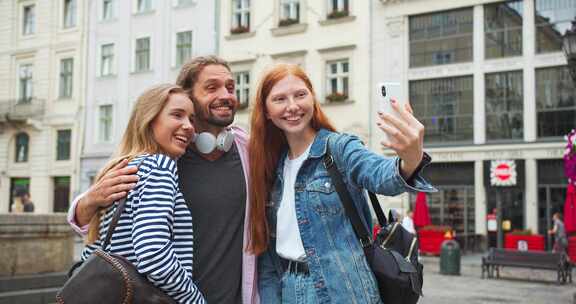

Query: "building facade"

xmin=374 ymin=0 xmax=576 ymax=248
xmin=0 ymin=0 xmax=86 ymax=213
xmin=79 ymin=0 xmax=218 ymax=193
xmin=218 ymin=0 xmax=373 ymax=142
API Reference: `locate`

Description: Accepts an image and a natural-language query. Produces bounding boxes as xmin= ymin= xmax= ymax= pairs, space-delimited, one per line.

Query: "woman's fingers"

xmin=377 ymin=120 xmax=408 ymax=147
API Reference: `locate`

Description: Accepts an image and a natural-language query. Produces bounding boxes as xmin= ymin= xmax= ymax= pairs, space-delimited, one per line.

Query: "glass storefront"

xmin=537 ymin=159 xmax=567 ymax=250
xmin=484 ymin=160 xmax=526 ymax=232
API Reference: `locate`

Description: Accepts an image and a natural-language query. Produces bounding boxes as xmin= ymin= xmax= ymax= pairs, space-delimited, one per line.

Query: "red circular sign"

xmin=494 ymin=163 xmax=511 ymax=181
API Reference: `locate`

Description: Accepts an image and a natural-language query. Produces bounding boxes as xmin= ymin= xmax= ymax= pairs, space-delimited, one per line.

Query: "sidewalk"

xmin=419 ymin=253 xmax=575 ymax=304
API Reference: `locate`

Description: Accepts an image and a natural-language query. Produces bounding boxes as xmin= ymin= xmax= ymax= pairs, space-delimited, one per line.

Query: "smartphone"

xmin=377 ymin=82 xmax=406 ymax=143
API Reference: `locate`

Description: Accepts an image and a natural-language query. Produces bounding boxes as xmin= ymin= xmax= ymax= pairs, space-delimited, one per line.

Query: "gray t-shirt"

xmin=177 ymin=143 xmax=246 ymax=304
xmin=554 ymin=218 xmax=567 ymax=243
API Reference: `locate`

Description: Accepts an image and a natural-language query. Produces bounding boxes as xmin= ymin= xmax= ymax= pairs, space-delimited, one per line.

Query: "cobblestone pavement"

xmin=419 ymin=254 xmax=575 ymax=304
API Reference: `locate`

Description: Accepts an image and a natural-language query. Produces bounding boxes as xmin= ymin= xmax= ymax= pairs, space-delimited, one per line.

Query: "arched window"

xmin=15 ymin=132 xmax=29 ymax=163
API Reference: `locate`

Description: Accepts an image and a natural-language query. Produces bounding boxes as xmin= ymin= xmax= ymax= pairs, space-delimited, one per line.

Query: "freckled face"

xmin=151 ymin=93 xmax=195 ymax=158
xmin=265 ymin=75 xmax=315 ymax=137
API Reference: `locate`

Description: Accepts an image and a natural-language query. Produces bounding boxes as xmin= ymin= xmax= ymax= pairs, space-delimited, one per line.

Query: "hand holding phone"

xmin=377 ymin=82 xmax=407 ymax=143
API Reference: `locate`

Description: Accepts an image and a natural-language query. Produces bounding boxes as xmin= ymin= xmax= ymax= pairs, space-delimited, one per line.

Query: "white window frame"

xmin=18 ymin=64 xmax=33 ymax=103
xmin=231 ymin=0 xmax=250 ymax=30
xmin=134 ymin=37 xmax=151 ymax=72
xmin=175 ymin=31 xmax=193 ymax=67
xmin=62 ymin=0 xmax=77 ymax=28
xmin=102 ymin=0 xmax=115 ymax=21
xmin=59 ymin=58 xmax=74 ymax=99
xmin=325 ymin=59 xmax=350 ymax=102
xmin=98 ymin=104 xmax=113 ymax=143
xmin=100 ymin=43 xmax=115 ymax=76
xmin=234 ymin=71 xmax=250 ymax=109
xmin=135 ymin=0 xmax=153 ymax=14
xmin=22 ymin=4 xmax=35 ymax=36
xmin=280 ymin=0 xmax=300 ymax=21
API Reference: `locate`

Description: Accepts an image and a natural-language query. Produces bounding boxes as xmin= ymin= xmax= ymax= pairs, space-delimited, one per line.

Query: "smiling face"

xmin=265 ymin=74 xmax=316 ymax=139
xmin=151 ymin=92 xmax=195 ymax=159
xmin=190 ymin=64 xmax=238 ymax=134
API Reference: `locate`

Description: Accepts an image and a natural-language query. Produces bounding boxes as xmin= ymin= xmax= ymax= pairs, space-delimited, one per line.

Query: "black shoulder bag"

xmin=324 ymin=143 xmax=423 ymax=304
xmin=56 ymin=189 xmax=176 ymax=303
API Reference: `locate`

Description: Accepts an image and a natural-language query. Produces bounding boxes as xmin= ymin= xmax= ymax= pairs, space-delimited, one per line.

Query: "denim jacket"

xmin=258 ymin=129 xmax=435 ymax=304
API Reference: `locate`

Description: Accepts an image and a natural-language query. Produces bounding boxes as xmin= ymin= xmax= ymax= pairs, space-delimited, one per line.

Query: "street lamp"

xmin=563 ymin=20 xmax=576 ymax=82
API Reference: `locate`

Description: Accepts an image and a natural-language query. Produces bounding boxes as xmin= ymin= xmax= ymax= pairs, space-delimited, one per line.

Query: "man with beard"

xmin=67 ymin=56 xmax=258 ymax=304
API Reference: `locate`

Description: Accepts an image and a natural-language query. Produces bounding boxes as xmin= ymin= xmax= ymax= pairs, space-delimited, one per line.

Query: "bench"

xmin=481 ymin=248 xmax=572 ymax=284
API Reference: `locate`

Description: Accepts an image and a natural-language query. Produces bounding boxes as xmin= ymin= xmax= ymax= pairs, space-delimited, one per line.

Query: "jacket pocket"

xmin=307 ymin=177 xmax=344 ymax=217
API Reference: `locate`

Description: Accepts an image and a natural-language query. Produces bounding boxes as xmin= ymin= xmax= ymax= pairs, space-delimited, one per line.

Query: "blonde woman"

xmin=81 ymin=84 xmax=205 ymax=304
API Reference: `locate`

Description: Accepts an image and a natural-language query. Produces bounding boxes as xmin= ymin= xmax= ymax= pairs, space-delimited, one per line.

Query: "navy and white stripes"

xmin=81 ymin=154 xmax=204 ymax=304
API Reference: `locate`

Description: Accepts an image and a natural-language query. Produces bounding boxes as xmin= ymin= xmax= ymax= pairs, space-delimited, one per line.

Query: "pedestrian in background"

xmin=548 ymin=212 xmax=568 ymax=254
xmin=402 ymin=210 xmax=416 ymax=234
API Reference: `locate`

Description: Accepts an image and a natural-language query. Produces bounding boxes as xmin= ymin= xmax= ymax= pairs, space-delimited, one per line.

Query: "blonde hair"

xmin=87 ymin=84 xmax=187 ymax=243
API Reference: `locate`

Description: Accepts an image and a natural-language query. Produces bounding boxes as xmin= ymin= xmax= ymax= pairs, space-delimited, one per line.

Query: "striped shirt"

xmin=81 ymin=154 xmax=205 ymax=304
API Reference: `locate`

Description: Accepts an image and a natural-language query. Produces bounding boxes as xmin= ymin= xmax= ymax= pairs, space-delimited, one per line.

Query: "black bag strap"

xmin=101 ymin=156 xmax=146 ymax=250
xmin=323 ymin=138 xmax=387 ymax=247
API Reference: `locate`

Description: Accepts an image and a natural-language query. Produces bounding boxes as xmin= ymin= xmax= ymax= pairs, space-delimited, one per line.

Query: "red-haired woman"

xmin=248 ymin=64 xmax=435 ymax=303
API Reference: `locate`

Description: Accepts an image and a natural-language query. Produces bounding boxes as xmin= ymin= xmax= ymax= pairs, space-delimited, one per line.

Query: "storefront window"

xmin=409 ymin=8 xmax=473 ymax=67
xmin=484 ymin=160 xmax=525 ymax=234
xmin=537 ymin=159 xmax=567 ymax=250
xmin=535 ymin=0 xmax=576 ymax=54
xmin=485 ymin=70 xmax=524 ymax=141
xmin=410 ymin=76 xmax=474 ymax=145
xmin=484 ymin=0 xmax=523 ymax=59
xmin=536 ymin=66 xmax=576 ymax=138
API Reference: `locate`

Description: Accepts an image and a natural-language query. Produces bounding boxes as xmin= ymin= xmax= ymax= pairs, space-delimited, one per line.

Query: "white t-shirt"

xmin=276 ymin=145 xmax=311 ymax=262
xmin=402 ymin=216 xmax=416 ymax=234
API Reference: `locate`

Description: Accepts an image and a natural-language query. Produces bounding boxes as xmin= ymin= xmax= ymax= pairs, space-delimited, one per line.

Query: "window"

xmin=136 ymin=0 xmax=152 ymax=13
xmin=325 ymin=59 xmax=349 ymax=102
xmin=176 ymin=0 xmax=194 ymax=6
xmin=535 ymin=0 xmax=576 ymax=53
xmin=176 ymin=31 xmax=192 ymax=66
xmin=22 ymin=5 xmax=35 ymax=35
xmin=56 ymin=129 xmax=71 ymax=160
xmin=15 ymin=133 xmax=29 ymax=163
xmin=134 ymin=37 xmax=150 ymax=72
xmin=19 ymin=64 xmax=33 ymax=103
xmin=59 ymin=58 xmax=73 ymax=99
xmin=100 ymin=43 xmax=114 ymax=76
xmin=279 ymin=0 xmax=299 ymax=26
xmin=327 ymin=0 xmax=349 ymax=19
xmin=484 ymin=1 xmax=523 ymax=59
xmin=234 ymin=71 xmax=250 ymax=109
xmin=53 ymin=176 xmax=71 ymax=212
xmin=98 ymin=105 xmax=113 ymax=142
xmin=536 ymin=66 xmax=576 ymax=138
xmin=63 ymin=0 xmax=77 ymax=28
xmin=409 ymin=76 xmax=474 ymax=144
xmin=231 ymin=0 xmax=250 ymax=34
xmin=409 ymin=8 xmax=473 ymax=68
xmin=102 ymin=0 xmax=114 ymax=20
xmin=485 ymin=71 xmax=524 ymax=141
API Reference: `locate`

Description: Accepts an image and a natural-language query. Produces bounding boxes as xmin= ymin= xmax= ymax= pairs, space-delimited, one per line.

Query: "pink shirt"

xmin=67 ymin=126 xmax=259 ymax=304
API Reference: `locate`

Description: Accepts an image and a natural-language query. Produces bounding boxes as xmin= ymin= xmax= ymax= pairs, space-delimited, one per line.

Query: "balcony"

xmin=0 ymin=98 xmax=46 ymax=123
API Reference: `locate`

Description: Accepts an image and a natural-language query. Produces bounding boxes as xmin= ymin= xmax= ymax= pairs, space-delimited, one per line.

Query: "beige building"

xmin=219 ymin=0 xmax=373 ymax=142
xmin=0 ymin=0 xmax=86 ymax=213
xmin=374 ymin=0 xmax=575 ymax=249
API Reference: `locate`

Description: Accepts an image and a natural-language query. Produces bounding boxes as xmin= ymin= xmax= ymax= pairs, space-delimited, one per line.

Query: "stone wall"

xmin=0 ymin=214 xmax=74 ymax=276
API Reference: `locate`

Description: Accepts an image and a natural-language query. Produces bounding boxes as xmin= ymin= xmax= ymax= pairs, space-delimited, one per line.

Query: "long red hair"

xmin=248 ymin=64 xmax=336 ymax=255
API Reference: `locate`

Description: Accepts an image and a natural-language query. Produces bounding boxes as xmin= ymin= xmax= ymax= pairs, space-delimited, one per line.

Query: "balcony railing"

xmin=0 ymin=98 xmax=45 ymax=123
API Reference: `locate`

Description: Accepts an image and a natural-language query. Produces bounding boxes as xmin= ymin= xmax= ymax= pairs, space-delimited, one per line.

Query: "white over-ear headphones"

xmin=193 ymin=129 xmax=235 ymax=154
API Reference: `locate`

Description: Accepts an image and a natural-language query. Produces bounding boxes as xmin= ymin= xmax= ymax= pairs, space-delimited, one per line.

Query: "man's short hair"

xmin=175 ymin=55 xmax=231 ymax=92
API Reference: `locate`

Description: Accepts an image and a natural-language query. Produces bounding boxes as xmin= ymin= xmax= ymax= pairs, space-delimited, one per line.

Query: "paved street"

xmin=420 ymin=254 xmax=575 ymax=304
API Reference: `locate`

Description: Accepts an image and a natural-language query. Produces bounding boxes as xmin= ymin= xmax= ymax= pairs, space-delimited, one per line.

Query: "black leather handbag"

xmin=324 ymin=144 xmax=423 ymax=304
xmin=56 ymin=197 xmax=176 ymax=304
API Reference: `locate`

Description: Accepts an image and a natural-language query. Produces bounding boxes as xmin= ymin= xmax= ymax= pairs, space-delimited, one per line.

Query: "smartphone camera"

xmin=381 ymin=85 xmax=387 ymax=98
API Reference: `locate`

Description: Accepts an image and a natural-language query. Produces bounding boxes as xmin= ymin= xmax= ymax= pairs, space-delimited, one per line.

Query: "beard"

xmin=192 ymin=96 xmax=236 ymax=128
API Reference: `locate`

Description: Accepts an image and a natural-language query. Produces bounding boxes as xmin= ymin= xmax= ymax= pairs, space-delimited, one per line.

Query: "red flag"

xmin=413 ymin=192 xmax=431 ymax=228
